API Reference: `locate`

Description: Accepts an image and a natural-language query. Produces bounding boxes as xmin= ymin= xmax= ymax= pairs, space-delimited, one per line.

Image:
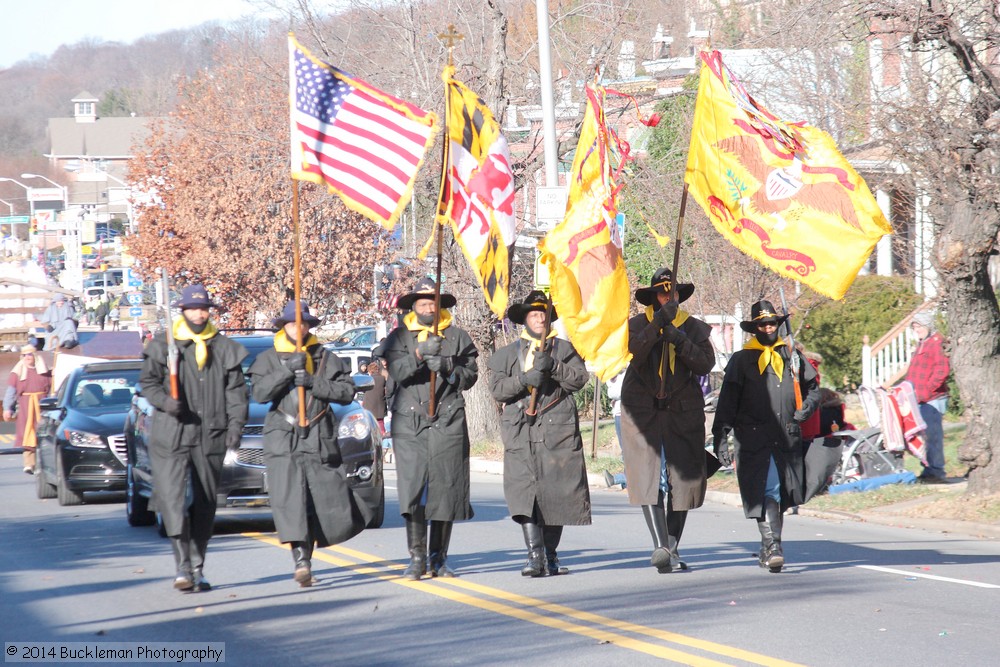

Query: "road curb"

xmin=472 ymin=458 xmax=1000 ymax=540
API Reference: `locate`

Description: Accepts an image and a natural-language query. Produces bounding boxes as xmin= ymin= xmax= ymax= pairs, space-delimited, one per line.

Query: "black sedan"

xmin=34 ymin=360 xmax=143 ymax=506
xmin=123 ymin=334 xmax=385 ymax=532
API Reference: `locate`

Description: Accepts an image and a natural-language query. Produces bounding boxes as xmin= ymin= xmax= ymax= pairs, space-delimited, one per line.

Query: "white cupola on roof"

xmin=72 ymin=92 xmax=98 ymax=123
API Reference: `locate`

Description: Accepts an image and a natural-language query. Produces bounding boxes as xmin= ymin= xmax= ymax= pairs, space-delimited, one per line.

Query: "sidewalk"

xmin=469 ymin=457 xmax=1000 ymax=541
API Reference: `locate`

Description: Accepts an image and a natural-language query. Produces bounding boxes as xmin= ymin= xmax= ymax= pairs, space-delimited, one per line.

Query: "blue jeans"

xmin=920 ymin=399 xmax=946 ymax=479
xmin=765 ymin=456 xmax=780 ymax=503
xmin=612 ymin=415 xmax=628 ymax=487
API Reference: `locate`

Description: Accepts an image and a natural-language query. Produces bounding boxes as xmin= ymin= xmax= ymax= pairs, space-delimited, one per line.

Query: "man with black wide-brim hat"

xmin=620 ymin=268 xmax=715 ymax=573
xmin=381 ymin=276 xmax=479 ymax=580
xmin=712 ymin=299 xmax=820 ymax=573
xmin=139 ymin=285 xmax=249 ymax=592
xmin=487 ymin=290 xmax=591 ymax=577
xmin=249 ymin=301 xmax=372 ymax=587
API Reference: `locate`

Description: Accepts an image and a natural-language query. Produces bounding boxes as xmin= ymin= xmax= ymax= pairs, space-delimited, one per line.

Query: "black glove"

xmin=293 ymin=369 xmax=313 ymax=388
xmin=425 ymin=355 xmax=454 ymax=374
xmin=793 ymin=408 xmax=809 ymax=422
xmin=532 ymin=351 xmax=555 ymax=373
xmin=663 ymin=325 xmax=685 ymax=345
xmin=416 ymin=336 xmax=442 ymax=358
xmin=226 ymin=431 xmax=241 ymax=451
xmin=284 ymin=353 xmax=308 ymax=371
xmin=713 ymin=436 xmax=732 ymax=468
xmin=523 ymin=368 xmax=547 ymax=388
xmin=657 ymin=301 xmax=678 ymax=327
xmin=162 ymin=397 xmax=184 ymax=418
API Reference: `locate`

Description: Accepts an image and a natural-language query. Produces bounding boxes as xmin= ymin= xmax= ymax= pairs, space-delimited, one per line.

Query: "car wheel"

xmin=155 ymin=512 xmax=168 ymax=538
xmin=367 ymin=483 xmax=385 ymax=529
xmin=126 ymin=463 xmax=155 ymax=526
xmin=35 ymin=458 xmax=57 ymax=499
xmin=56 ymin=451 xmax=83 ymax=506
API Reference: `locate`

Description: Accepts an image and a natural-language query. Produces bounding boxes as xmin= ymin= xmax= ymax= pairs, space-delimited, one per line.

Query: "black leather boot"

xmin=291 ymin=541 xmax=314 ymax=587
xmin=763 ymin=498 xmax=784 ymax=572
xmin=666 ymin=506 xmax=689 ymax=571
xmin=170 ymin=536 xmax=194 ymax=592
xmin=641 ymin=504 xmax=672 ymax=573
xmin=403 ymin=509 xmax=427 ymax=580
xmin=428 ymin=521 xmax=456 ymax=578
xmin=520 ymin=522 xmax=546 ymax=577
xmin=190 ymin=538 xmax=211 ymax=591
xmin=543 ymin=525 xmax=568 ymax=576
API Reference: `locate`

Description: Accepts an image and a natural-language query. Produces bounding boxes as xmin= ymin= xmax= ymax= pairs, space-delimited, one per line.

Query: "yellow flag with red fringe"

xmin=685 ymin=50 xmax=892 ymax=300
xmin=538 ymin=83 xmax=631 ymax=382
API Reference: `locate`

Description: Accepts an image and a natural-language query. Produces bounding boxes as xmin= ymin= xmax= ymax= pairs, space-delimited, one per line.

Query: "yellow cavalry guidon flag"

xmin=538 ymin=83 xmax=631 ymax=381
xmin=436 ymin=66 xmax=517 ymax=318
xmin=685 ymin=50 xmax=892 ymax=300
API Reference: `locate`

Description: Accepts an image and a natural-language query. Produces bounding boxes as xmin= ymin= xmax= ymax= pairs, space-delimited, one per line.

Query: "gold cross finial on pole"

xmin=438 ymin=24 xmax=464 ymax=66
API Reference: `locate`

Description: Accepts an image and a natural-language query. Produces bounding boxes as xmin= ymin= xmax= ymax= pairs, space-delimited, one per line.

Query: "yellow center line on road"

xmin=245 ymin=533 xmax=804 ymax=666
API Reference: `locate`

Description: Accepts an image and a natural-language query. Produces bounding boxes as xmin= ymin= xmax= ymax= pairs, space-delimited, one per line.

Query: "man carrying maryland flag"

xmin=381 ymin=277 xmax=479 ymax=580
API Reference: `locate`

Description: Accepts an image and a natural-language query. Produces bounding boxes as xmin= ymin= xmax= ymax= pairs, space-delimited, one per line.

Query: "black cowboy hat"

xmin=172 ymin=284 xmax=218 ymax=310
xmin=634 ymin=267 xmax=694 ymax=306
xmin=507 ymin=289 xmax=559 ymax=325
xmin=272 ymin=301 xmax=322 ymax=329
xmin=396 ymin=276 xmax=456 ymax=311
xmin=739 ymin=299 xmax=790 ymax=333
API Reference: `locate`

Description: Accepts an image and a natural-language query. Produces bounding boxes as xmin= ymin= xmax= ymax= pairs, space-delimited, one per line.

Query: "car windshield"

xmin=70 ymin=369 xmax=141 ymax=409
xmin=236 ymin=336 xmax=275 ymax=375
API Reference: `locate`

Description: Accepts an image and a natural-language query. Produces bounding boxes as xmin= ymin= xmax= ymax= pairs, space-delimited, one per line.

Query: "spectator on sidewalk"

xmin=3 ymin=344 xmax=52 ymax=473
xmin=38 ymin=295 xmax=78 ymax=349
xmin=603 ymin=367 xmax=627 ymax=489
xmin=905 ymin=310 xmax=950 ymax=483
xmin=362 ymin=360 xmax=388 ymax=436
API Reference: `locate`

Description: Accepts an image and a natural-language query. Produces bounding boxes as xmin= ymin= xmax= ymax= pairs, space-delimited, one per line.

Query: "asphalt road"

xmin=2 ymin=455 xmax=1000 ymax=666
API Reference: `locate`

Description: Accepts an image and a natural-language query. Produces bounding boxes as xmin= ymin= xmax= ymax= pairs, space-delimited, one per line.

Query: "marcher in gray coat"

xmin=620 ymin=268 xmax=715 ymax=573
xmin=712 ymin=300 xmax=820 ymax=573
xmin=382 ymin=277 xmax=478 ymax=580
xmin=488 ymin=290 xmax=591 ymax=577
xmin=139 ymin=285 xmax=248 ymax=592
xmin=250 ymin=302 xmax=370 ymax=586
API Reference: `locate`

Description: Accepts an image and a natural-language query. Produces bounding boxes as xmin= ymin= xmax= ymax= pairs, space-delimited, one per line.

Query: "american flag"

xmin=288 ymin=35 xmax=438 ymax=228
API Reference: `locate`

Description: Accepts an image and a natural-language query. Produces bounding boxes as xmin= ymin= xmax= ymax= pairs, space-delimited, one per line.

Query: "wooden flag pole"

xmin=291 ymin=180 xmax=307 ymax=428
xmin=427 ymin=24 xmax=464 ymax=419
xmin=655 ymin=183 xmax=689 ymax=409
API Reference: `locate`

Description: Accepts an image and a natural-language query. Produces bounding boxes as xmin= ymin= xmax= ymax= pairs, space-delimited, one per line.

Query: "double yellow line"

xmin=247 ymin=533 xmax=803 ymax=666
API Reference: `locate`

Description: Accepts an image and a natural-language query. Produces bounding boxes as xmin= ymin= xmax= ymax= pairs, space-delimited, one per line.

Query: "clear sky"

xmin=0 ymin=0 xmax=265 ymax=68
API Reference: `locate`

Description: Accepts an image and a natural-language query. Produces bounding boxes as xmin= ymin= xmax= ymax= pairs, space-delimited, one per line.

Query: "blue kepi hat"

xmin=272 ymin=301 xmax=322 ymax=329
xmin=172 ymin=284 xmax=217 ymax=310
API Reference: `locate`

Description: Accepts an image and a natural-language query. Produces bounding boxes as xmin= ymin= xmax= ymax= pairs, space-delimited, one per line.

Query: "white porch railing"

xmin=861 ymin=301 xmax=937 ymax=387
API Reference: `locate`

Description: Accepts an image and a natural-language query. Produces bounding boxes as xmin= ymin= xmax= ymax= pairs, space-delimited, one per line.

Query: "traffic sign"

xmin=535 ymin=185 xmax=568 ymax=232
xmin=127 ymin=292 xmax=143 ymax=306
xmin=129 ymin=306 xmax=143 ymax=317
xmin=126 ymin=268 xmax=142 ymax=288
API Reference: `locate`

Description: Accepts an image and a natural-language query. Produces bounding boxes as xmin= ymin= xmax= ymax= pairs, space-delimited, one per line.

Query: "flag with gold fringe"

xmin=289 ymin=34 xmax=438 ymax=229
xmin=435 ymin=65 xmax=517 ymax=318
xmin=685 ymin=50 xmax=892 ymax=300
xmin=538 ymin=83 xmax=631 ymax=381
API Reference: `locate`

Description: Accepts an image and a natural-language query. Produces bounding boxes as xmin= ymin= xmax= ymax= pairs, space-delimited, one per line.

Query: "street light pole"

xmin=0 ymin=177 xmax=34 ymax=243
xmin=0 ymin=198 xmax=13 ymax=215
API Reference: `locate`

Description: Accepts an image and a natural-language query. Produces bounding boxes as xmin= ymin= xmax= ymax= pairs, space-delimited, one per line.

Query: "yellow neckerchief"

xmin=274 ymin=330 xmax=319 ymax=375
xmin=173 ymin=317 xmax=218 ymax=370
xmin=519 ymin=328 xmax=558 ymax=371
xmin=645 ymin=305 xmax=690 ymax=375
xmin=12 ymin=356 xmax=49 ymax=381
xmin=22 ymin=391 xmax=45 ymax=449
xmin=403 ymin=309 xmax=453 ymax=341
xmin=744 ymin=336 xmax=787 ymax=379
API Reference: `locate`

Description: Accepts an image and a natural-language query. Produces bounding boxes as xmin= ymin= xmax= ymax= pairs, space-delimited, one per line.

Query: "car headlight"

xmin=64 ymin=430 xmax=105 ymax=448
xmin=338 ymin=412 xmax=370 ymax=440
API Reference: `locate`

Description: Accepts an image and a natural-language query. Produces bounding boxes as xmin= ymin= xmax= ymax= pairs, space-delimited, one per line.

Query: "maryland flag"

xmin=685 ymin=50 xmax=892 ymax=300
xmin=436 ymin=66 xmax=517 ymax=318
xmin=538 ymin=84 xmax=631 ymax=381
